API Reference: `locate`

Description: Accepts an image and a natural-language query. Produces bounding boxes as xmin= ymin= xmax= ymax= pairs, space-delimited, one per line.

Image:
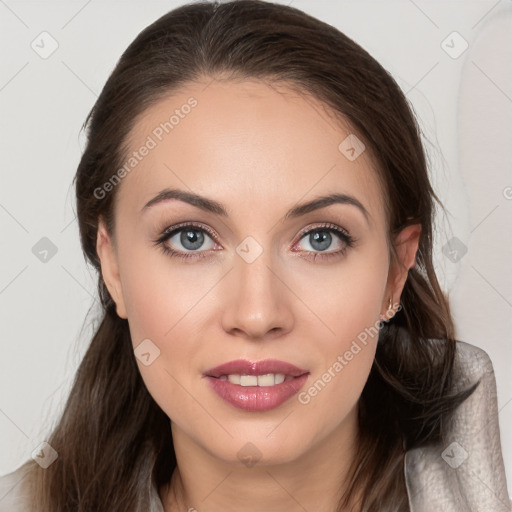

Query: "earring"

xmin=380 ymin=296 xmax=394 ymax=322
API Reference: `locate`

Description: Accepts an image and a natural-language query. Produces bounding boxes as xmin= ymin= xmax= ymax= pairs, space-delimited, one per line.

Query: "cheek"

xmin=294 ymin=244 xmax=388 ymax=427
xmin=118 ymin=235 xmax=209 ymax=344
xmin=120 ymin=260 xmax=202 ymax=424
xmin=300 ymin=239 xmax=389 ymax=342
xmin=296 ymin=343 xmax=375 ymax=444
xmin=115 ymin=238 xmax=219 ymax=418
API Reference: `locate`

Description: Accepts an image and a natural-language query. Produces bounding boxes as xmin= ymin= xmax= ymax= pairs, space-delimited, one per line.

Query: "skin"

xmin=96 ymin=78 xmax=420 ymax=512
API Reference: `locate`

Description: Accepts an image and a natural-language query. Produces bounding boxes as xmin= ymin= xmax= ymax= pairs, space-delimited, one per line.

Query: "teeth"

xmin=274 ymin=373 xmax=285 ymax=385
xmin=222 ymin=373 xmax=286 ymax=386
xmin=240 ymin=375 xmax=258 ymax=386
xmin=227 ymin=374 xmax=240 ymax=384
xmin=257 ymin=373 xmax=275 ymax=386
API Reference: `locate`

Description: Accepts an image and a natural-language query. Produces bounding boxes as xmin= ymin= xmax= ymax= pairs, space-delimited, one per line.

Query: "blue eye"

xmin=154 ymin=223 xmax=218 ymax=260
xmin=303 ymin=230 xmax=335 ymax=251
xmin=293 ymin=224 xmax=355 ymax=261
xmin=153 ymin=222 xmax=356 ymax=262
xmin=168 ymin=228 xmax=212 ymax=251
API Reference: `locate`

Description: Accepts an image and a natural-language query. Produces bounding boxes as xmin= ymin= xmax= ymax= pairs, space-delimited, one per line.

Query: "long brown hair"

xmin=15 ymin=1 xmax=476 ymax=510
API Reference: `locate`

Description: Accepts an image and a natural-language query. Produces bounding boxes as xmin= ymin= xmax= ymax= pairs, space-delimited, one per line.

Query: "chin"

xmin=200 ymin=420 xmax=317 ymax=468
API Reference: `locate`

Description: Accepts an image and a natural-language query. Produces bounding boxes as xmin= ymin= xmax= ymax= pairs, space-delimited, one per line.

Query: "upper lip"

xmin=204 ymin=359 xmax=309 ymax=378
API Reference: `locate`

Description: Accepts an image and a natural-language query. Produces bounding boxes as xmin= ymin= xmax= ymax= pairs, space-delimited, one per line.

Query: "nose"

xmin=220 ymin=245 xmax=294 ymax=341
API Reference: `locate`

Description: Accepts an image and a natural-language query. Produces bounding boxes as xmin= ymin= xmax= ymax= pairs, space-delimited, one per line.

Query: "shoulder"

xmin=452 ymin=339 xmax=494 ymax=382
xmin=450 ymin=339 xmax=501 ymax=402
xmin=405 ymin=339 xmax=511 ymax=512
xmin=0 ymin=464 xmax=33 ymax=512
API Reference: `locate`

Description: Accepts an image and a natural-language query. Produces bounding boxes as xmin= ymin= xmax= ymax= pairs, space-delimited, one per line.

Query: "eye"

xmin=153 ymin=221 xmax=356 ymax=262
xmin=153 ymin=222 xmax=219 ymax=260
xmin=292 ymin=223 xmax=356 ymax=261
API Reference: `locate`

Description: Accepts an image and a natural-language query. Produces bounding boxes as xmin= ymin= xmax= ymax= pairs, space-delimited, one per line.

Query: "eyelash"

xmin=152 ymin=221 xmax=356 ymax=262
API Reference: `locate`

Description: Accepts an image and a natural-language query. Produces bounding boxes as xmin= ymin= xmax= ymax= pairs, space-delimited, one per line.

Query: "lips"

xmin=204 ymin=359 xmax=310 ymax=412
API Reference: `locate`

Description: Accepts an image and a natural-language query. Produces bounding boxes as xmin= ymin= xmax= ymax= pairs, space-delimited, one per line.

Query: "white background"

xmin=1 ymin=0 xmax=511 ymax=496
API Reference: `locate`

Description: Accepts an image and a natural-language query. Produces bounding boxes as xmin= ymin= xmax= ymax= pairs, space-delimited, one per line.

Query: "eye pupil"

xmin=181 ymin=229 xmax=204 ymax=250
xmin=310 ymin=230 xmax=331 ymax=251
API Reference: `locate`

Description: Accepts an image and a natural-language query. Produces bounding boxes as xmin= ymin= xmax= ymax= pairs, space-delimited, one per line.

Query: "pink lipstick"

xmin=203 ymin=359 xmax=310 ymax=411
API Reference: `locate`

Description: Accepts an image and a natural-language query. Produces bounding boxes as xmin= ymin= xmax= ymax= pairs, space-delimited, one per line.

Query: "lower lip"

xmin=205 ymin=374 xmax=309 ymax=411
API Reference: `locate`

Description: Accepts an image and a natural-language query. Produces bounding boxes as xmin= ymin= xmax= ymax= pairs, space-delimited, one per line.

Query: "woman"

xmin=0 ymin=1 xmax=509 ymax=511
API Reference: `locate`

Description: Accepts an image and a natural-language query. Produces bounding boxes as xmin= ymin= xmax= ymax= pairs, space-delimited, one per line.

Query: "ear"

xmin=381 ymin=223 xmax=421 ymax=318
xmin=96 ymin=217 xmax=128 ymax=319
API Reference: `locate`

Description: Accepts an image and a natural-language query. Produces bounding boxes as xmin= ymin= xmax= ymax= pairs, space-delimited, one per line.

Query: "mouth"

xmin=203 ymin=359 xmax=310 ymax=411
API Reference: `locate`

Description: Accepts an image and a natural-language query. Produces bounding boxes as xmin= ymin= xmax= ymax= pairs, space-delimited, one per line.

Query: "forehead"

xmin=115 ymin=78 xmax=385 ymax=227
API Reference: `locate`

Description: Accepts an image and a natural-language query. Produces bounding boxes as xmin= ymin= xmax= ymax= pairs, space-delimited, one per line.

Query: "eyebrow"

xmin=141 ymin=188 xmax=370 ymax=223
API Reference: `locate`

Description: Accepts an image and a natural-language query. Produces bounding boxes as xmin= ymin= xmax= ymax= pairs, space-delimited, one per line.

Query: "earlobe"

xmin=96 ymin=218 xmax=128 ymax=319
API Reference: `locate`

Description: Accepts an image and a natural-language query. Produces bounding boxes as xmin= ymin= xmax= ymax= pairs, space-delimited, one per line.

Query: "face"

xmin=96 ymin=78 xmax=419 ymax=468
